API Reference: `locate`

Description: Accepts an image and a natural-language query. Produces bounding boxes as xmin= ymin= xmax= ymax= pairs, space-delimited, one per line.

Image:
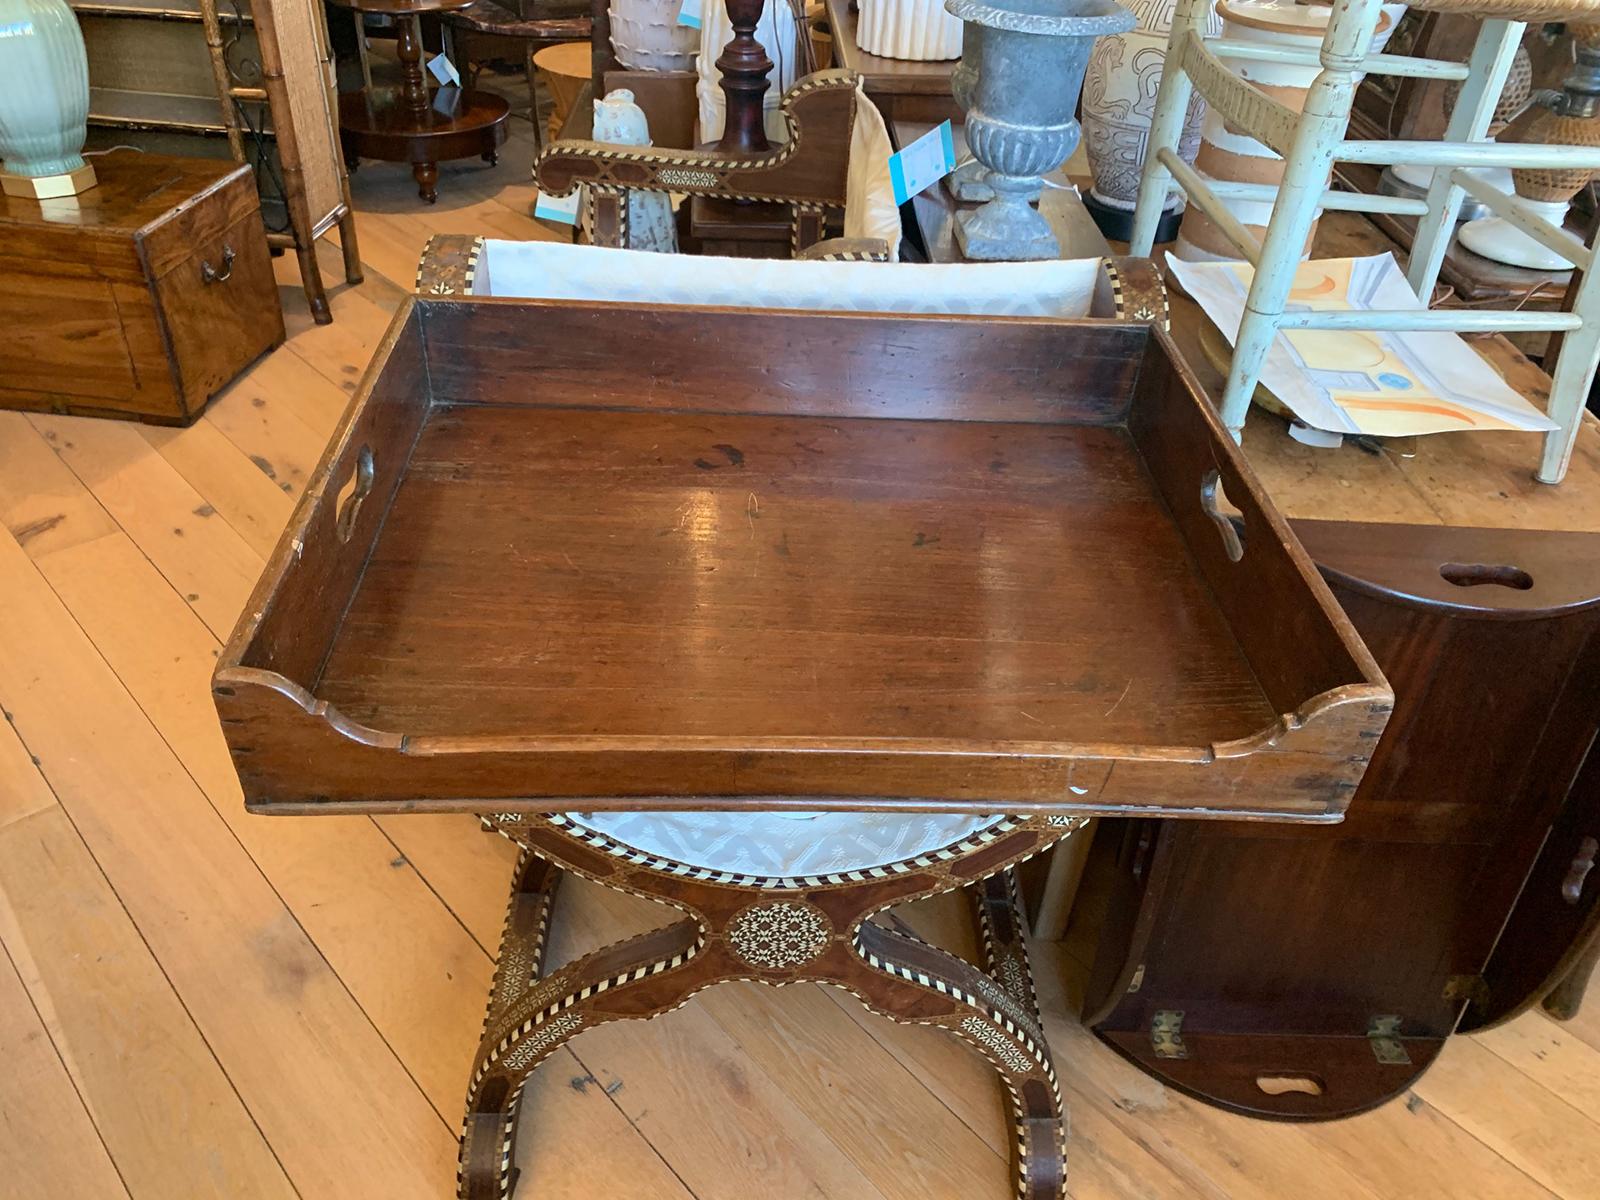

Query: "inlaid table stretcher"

xmin=213 ymin=295 xmax=1392 ymax=1199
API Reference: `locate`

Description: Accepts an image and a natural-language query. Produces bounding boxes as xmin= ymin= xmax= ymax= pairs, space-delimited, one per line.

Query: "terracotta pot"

xmin=1176 ymin=0 xmax=1406 ymax=262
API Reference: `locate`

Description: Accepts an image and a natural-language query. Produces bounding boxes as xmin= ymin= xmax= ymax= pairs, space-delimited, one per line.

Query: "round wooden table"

xmin=333 ymin=0 xmax=511 ymax=203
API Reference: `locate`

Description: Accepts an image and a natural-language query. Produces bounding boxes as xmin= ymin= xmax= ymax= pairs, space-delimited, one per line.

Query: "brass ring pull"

xmin=202 ymin=244 xmax=236 ymax=284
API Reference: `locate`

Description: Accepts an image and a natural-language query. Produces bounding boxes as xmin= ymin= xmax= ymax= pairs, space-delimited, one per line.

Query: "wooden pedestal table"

xmin=333 ymin=0 xmax=510 ymax=203
xmin=212 ymin=296 xmax=1391 ymax=1200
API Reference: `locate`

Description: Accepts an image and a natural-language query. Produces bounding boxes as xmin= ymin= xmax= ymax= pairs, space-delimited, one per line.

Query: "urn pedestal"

xmin=946 ymin=0 xmax=1134 ymax=261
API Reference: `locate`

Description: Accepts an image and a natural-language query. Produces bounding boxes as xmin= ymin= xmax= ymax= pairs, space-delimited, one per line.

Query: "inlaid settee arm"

xmin=534 ymin=69 xmax=859 ymax=207
xmin=795 ymin=236 xmax=894 ymax=262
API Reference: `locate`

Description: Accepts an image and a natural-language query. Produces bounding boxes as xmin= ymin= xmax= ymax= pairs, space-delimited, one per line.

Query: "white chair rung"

xmin=1340 ymin=140 xmax=1600 ymax=169
xmin=1157 ymin=148 xmax=1263 ymax=264
xmin=1452 ymin=168 xmax=1594 ymax=271
xmin=1276 ymin=309 xmax=1585 ymax=333
xmin=1206 ymin=180 xmax=1428 ymax=217
xmin=1207 ymin=39 xmax=1470 ymax=81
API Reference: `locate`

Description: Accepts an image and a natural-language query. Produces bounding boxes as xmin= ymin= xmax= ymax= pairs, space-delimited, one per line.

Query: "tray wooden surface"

xmin=214 ymin=299 xmax=1391 ymax=818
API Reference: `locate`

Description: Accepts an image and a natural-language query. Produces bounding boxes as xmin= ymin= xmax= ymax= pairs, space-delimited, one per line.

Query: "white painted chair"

xmin=1130 ymin=0 xmax=1600 ymax=483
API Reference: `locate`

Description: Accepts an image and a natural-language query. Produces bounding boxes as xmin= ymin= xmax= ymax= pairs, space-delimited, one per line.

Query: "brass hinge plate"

xmin=1151 ymin=1009 xmax=1187 ymax=1059
xmin=1368 ymin=1014 xmax=1410 ymax=1065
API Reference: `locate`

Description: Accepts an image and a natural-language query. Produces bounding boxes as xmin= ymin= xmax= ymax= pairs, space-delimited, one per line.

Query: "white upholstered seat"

xmin=557 ymin=810 xmax=1010 ymax=881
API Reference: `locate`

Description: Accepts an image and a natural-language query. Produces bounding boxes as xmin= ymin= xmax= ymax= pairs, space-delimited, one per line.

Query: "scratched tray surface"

xmin=316 ymin=407 xmax=1270 ymax=744
xmin=216 ymin=298 xmax=1390 ymax=815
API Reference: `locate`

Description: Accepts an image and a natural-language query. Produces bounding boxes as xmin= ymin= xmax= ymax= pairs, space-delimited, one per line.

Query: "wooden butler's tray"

xmin=213 ymin=297 xmax=1392 ymax=821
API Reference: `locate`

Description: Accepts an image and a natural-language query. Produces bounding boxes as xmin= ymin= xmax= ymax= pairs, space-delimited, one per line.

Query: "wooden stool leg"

xmin=295 ymin=239 xmax=332 ymax=326
xmin=339 ymin=210 xmax=364 ymax=286
xmin=414 ymin=162 xmax=440 ymax=204
xmin=843 ymin=880 xmax=1066 ymax=1200
xmin=1544 ymin=933 xmax=1600 ymax=1021
xmin=458 ymin=854 xmax=704 ymax=1200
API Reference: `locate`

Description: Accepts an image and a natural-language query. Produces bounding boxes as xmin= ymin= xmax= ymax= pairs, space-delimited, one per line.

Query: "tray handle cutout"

xmin=1200 ymin=468 xmax=1246 ymax=563
xmin=1256 ymin=1073 xmax=1325 ymax=1098
xmin=335 ymin=445 xmax=375 ymax=543
xmin=1439 ymin=561 xmax=1534 ymax=591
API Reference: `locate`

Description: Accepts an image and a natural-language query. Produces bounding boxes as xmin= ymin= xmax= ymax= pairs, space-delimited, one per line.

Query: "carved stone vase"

xmin=946 ymin=0 xmax=1134 ymax=260
xmin=1081 ymin=0 xmax=1222 ymax=242
xmin=0 ymin=0 xmax=96 ymax=198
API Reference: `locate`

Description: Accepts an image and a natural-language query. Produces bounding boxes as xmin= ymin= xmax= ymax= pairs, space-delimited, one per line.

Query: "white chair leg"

xmin=1219 ymin=0 xmax=1384 ymax=434
xmin=1539 ymin=259 xmax=1600 ymax=483
xmin=1129 ymin=0 xmax=1209 ymax=256
xmin=1405 ymin=20 xmax=1524 ymax=301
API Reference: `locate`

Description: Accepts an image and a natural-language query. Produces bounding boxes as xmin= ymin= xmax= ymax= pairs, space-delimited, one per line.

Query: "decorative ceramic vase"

xmin=946 ymin=0 xmax=1133 ymax=260
xmin=1081 ymin=0 xmax=1221 ymax=241
xmin=857 ymin=0 xmax=963 ymax=61
xmin=609 ymin=0 xmax=699 ymax=71
xmin=588 ymin=89 xmax=680 ymax=253
xmin=1175 ymin=0 xmax=1405 ymax=262
xmin=0 ymin=0 xmax=96 ymax=198
xmin=1383 ymin=42 xmax=1530 ymax=220
xmin=696 ymin=0 xmax=801 ymax=143
xmin=1459 ymin=26 xmax=1600 ymax=270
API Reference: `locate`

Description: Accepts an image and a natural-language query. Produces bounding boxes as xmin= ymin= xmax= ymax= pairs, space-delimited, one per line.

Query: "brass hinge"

xmin=1443 ymin=974 xmax=1491 ymax=1008
xmin=1368 ymin=1014 xmax=1410 ymax=1065
xmin=1151 ymin=1010 xmax=1187 ymax=1059
xmin=1127 ymin=964 xmax=1145 ymax=994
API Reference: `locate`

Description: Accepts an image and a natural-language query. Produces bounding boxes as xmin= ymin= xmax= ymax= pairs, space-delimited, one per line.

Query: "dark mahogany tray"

xmin=214 ymin=297 xmax=1391 ymax=819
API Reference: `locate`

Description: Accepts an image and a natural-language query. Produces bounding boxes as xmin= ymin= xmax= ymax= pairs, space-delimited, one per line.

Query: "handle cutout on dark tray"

xmin=1200 ymin=468 xmax=1245 ymax=563
xmin=1256 ymin=1074 xmax=1325 ymax=1097
xmin=1439 ymin=562 xmax=1534 ymax=591
xmin=335 ymin=445 xmax=375 ymax=543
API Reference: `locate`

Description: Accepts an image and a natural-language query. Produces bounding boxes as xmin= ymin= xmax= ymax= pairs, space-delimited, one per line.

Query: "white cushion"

xmin=560 ymin=810 xmax=1008 ymax=878
xmin=844 ymin=87 xmax=903 ymax=258
xmin=476 ymin=239 xmax=1102 ymax=317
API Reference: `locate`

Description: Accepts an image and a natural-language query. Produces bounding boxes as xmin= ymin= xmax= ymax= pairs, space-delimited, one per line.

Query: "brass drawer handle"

xmin=202 ymin=244 xmax=236 ymax=284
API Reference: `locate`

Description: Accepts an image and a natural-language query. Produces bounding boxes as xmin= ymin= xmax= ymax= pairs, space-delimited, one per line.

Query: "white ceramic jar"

xmin=855 ymin=0 xmax=962 ymax=62
xmin=609 ymin=0 xmax=700 ymax=71
xmin=0 ymin=0 xmax=94 ymax=193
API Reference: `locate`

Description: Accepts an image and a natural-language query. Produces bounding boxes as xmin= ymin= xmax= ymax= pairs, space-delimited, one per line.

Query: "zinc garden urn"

xmin=946 ymin=0 xmax=1134 ymax=260
xmin=0 ymin=0 xmax=97 ymax=199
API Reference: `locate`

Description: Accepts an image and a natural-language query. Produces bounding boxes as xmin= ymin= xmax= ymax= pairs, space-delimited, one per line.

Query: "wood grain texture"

xmin=0 ymin=122 xmax=1593 ymax=1200
xmin=0 ymin=944 xmax=131 ymax=1200
xmin=0 ymin=805 xmax=296 ymax=1200
xmin=0 ymin=151 xmax=284 ymax=423
xmin=1084 ymin=520 xmax=1600 ymax=1119
xmin=214 ymin=300 xmax=1388 ymax=817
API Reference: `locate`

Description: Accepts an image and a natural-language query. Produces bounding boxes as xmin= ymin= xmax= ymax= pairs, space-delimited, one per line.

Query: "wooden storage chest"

xmin=0 ymin=150 xmax=284 ymax=425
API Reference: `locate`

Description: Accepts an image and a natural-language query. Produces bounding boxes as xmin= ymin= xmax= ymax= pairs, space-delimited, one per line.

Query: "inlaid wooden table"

xmin=333 ymin=0 xmax=511 ymax=202
xmin=214 ymin=296 xmax=1391 ymax=1199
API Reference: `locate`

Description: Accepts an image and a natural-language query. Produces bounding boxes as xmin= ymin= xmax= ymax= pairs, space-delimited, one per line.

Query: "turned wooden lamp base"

xmin=458 ymin=815 xmax=1083 ymax=1200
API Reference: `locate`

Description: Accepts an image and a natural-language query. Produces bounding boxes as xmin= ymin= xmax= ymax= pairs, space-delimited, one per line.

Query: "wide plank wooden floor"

xmin=3 ymin=96 xmax=1599 ymax=1200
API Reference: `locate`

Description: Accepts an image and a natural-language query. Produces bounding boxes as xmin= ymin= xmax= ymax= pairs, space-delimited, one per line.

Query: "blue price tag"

xmin=677 ymin=0 xmax=702 ymax=29
xmin=887 ymin=120 xmax=956 ymax=205
xmin=535 ymin=188 xmax=582 ymax=225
